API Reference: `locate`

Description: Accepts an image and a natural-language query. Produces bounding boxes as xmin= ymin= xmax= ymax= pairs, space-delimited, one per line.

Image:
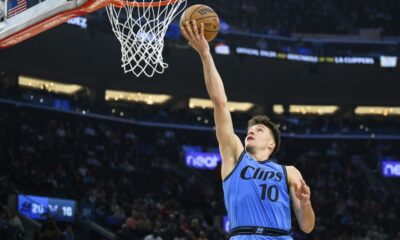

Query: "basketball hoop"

xmin=106 ymin=0 xmax=187 ymax=77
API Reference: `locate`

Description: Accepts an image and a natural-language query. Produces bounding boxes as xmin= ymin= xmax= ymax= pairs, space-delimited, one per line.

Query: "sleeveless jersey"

xmin=223 ymin=151 xmax=292 ymax=240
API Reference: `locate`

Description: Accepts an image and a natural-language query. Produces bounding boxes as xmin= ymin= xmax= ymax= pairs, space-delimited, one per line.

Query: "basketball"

xmin=180 ymin=5 xmax=220 ymax=42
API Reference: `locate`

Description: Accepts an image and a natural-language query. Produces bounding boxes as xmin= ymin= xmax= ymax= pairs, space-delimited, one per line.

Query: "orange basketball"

xmin=180 ymin=4 xmax=220 ymax=42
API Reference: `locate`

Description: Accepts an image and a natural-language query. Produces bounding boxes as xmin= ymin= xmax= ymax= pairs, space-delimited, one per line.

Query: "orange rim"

xmin=112 ymin=0 xmax=179 ymax=8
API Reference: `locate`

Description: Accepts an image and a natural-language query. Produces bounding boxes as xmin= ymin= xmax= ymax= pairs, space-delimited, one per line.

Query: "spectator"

xmin=1 ymin=104 xmax=400 ymax=239
xmin=40 ymin=216 xmax=62 ymax=240
xmin=62 ymin=225 xmax=75 ymax=240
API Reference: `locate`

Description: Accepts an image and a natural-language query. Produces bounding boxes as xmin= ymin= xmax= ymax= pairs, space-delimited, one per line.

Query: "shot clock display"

xmin=17 ymin=194 xmax=76 ymax=222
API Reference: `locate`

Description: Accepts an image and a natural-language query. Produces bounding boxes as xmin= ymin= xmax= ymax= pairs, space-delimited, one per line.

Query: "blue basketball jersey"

xmin=223 ymin=151 xmax=292 ymax=240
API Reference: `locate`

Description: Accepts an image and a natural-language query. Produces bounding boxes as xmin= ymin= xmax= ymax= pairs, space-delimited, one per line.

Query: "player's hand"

xmin=180 ymin=20 xmax=210 ymax=58
xmin=294 ymin=179 xmax=311 ymax=208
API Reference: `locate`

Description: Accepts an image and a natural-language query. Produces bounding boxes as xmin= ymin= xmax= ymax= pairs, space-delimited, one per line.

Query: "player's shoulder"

xmin=285 ymin=165 xmax=302 ymax=178
xmin=284 ymin=166 xmax=303 ymax=186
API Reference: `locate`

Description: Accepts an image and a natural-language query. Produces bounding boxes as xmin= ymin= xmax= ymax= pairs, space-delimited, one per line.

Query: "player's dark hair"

xmin=248 ymin=115 xmax=281 ymax=158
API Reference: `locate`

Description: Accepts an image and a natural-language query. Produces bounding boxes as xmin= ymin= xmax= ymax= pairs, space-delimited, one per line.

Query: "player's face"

xmin=245 ymin=124 xmax=275 ymax=155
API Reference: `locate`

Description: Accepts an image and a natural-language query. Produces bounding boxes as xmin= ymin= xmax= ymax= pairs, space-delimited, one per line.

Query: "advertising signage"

xmin=185 ymin=151 xmax=222 ymax=170
xmin=382 ymin=160 xmax=400 ymax=178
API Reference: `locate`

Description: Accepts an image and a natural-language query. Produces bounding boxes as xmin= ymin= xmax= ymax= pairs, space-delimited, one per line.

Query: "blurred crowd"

xmin=203 ymin=0 xmax=342 ymax=35
xmin=84 ymin=0 xmax=400 ymax=37
xmin=1 ymin=101 xmax=400 ymax=239
xmin=0 ymin=206 xmax=25 ymax=239
xmin=281 ymin=139 xmax=400 ymax=239
xmin=204 ymin=0 xmax=400 ymax=36
xmin=334 ymin=0 xmax=400 ymax=36
xmin=0 ymin=104 xmax=225 ymax=239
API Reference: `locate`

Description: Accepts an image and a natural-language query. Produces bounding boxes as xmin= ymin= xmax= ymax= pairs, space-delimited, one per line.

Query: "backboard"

xmin=0 ymin=0 xmax=112 ymax=48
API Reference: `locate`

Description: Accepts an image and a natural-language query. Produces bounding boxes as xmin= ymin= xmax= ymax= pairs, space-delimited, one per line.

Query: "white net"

xmin=106 ymin=0 xmax=187 ymax=77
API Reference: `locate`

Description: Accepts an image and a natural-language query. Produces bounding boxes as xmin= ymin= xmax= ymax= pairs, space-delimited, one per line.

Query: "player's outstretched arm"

xmin=181 ymin=21 xmax=243 ymax=179
xmin=287 ymin=166 xmax=315 ymax=233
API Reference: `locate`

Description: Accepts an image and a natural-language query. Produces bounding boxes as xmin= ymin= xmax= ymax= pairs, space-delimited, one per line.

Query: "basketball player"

xmin=181 ymin=21 xmax=315 ymax=239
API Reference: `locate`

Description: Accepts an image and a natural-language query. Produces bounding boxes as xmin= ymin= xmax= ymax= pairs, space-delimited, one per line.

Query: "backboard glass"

xmin=0 ymin=0 xmax=112 ymax=48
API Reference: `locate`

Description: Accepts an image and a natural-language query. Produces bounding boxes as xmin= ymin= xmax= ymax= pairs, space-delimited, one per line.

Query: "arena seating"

xmin=1 ymin=101 xmax=400 ymax=239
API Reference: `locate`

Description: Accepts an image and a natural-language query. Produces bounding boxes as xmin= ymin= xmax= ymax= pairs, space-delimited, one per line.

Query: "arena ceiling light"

xmin=379 ymin=56 xmax=398 ymax=68
xmin=105 ymin=90 xmax=171 ymax=105
xmin=189 ymin=98 xmax=254 ymax=112
xmin=215 ymin=43 xmax=231 ymax=55
xmin=290 ymin=105 xmax=339 ymax=115
xmin=355 ymin=106 xmax=400 ymax=116
xmin=18 ymin=75 xmax=83 ymax=95
xmin=273 ymin=105 xmax=285 ymax=115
